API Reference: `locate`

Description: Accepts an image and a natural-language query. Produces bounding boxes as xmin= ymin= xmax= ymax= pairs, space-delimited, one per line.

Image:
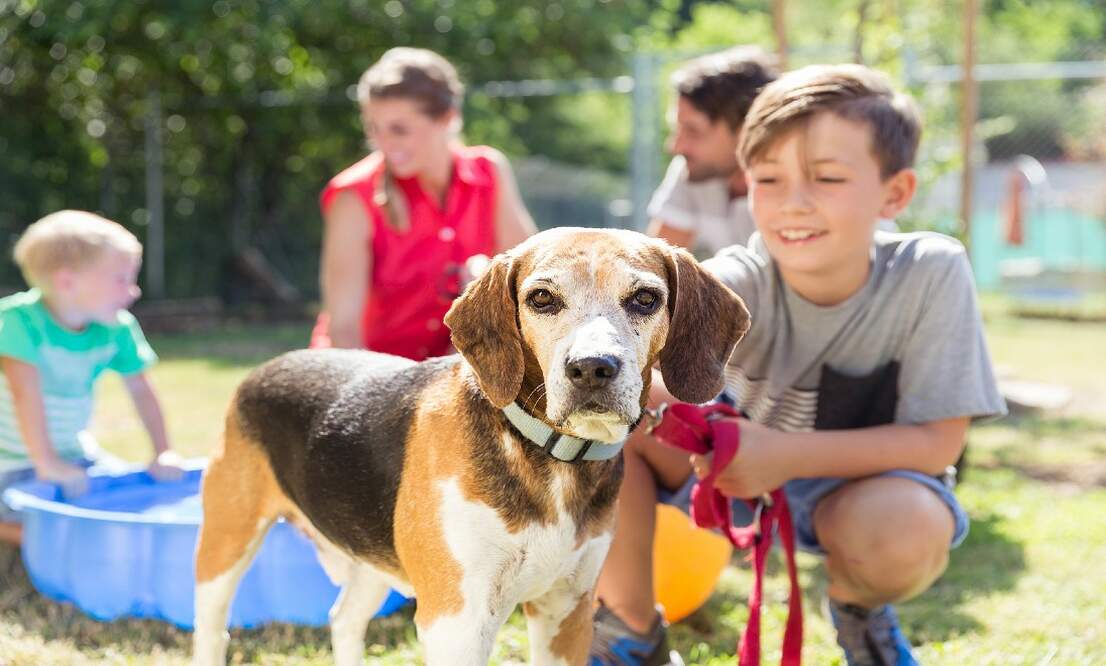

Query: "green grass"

xmin=2 ymin=300 xmax=1105 ymax=665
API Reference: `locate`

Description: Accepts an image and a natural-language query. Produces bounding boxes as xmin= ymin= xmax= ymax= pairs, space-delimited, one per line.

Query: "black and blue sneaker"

xmin=588 ymin=602 xmax=683 ymax=666
xmin=828 ymin=599 xmax=919 ymax=666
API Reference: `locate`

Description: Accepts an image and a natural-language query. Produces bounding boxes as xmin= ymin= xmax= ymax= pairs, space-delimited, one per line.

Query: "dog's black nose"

xmin=566 ymin=355 xmax=622 ymax=390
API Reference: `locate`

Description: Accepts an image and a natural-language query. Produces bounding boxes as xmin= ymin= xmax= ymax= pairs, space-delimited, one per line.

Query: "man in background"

xmin=647 ymin=47 xmax=778 ymax=256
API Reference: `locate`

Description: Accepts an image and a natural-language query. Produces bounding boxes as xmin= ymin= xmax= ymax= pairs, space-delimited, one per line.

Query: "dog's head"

xmin=444 ymin=228 xmax=750 ymax=443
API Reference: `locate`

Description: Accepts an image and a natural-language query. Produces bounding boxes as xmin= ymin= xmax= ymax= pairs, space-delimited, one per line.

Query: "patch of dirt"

xmin=975 ymin=460 xmax=1106 ymax=490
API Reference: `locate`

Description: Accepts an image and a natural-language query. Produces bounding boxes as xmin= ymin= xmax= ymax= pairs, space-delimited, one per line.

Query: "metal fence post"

xmin=630 ymin=52 xmax=660 ymax=232
xmin=902 ymin=44 xmax=917 ymax=89
xmin=960 ymin=0 xmax=978 ymax=252
xmin=144 ymin=89 xmax=165 ymax=298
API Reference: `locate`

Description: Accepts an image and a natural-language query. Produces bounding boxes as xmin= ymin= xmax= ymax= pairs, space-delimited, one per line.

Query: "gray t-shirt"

xmin=702 ymin=231 xmax=1007 ymax=432
xmin=647 ymin=157 xmax=756 ymax=258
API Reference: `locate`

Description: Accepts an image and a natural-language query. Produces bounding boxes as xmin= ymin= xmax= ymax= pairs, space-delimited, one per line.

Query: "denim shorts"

xmin=658 ymin=469 xmax=970 ymax=555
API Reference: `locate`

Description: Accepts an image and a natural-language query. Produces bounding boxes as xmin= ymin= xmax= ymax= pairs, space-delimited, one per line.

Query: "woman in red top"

xmin=312 ymin=47 xmax=536 ymax=359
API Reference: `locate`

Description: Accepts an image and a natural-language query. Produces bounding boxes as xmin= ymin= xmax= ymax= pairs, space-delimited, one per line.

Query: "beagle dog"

xmin=192 ymin=227 xmax=749 ymax=666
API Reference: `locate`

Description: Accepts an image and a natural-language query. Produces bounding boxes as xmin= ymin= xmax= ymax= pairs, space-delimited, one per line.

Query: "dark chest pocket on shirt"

xmin=814 ymin=361 xmax=900 ymax=430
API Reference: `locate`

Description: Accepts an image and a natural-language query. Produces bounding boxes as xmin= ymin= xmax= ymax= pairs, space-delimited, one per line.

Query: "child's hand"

xmin=147 ymin=450 xmax=185 ymax=482
xmin=690 ymin=418 xmax=789 ymax=499
xmin=35 ymin=458 xmax=90 ymax=500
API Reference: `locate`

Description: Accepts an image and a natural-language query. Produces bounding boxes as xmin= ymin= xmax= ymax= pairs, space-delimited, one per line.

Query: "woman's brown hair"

xmin=357 ymin=48 xmax=464 ymax=231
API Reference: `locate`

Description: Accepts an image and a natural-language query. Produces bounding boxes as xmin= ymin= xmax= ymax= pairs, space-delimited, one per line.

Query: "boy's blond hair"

xmin=13 ymin=210 xmax=142 ymax=290
xmin=738 ymin=64 xmax=922 ymax=179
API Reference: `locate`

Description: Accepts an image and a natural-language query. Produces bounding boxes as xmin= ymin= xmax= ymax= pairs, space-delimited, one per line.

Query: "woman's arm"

xmin=320 ymin=190 xmax=373 ymax=348
xmin=489 ymin=149 xmax=537 ymax=254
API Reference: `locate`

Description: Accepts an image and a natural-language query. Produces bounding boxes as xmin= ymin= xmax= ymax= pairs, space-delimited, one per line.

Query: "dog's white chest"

xmin=436 ymin=476 xmax=610 ymax=610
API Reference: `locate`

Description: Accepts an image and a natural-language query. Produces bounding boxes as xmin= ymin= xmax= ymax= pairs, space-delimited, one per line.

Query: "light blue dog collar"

xmin=502 ymin=402 xmax=625 ymax=463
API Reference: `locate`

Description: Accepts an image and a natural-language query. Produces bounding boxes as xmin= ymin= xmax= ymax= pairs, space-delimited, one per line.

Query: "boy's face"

xmin=667 ymin=96 xmax=741 ymax=182
xmin=745 ymin=112 xmax=915 ymax=295
xmin=59 ymin=249 xmax=143 ymax=325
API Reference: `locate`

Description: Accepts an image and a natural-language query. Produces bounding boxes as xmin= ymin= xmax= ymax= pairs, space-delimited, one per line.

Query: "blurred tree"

xmin=0 ymin=0 xmax=652 ymax=297
xmin=3 ymin=0 xmax=1106 ymax=298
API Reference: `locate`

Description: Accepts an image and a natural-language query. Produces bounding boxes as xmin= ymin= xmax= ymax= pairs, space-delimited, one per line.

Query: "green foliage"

xmin=0 ymin=0 xmax=651 ymax=297
xmin=663 ymin=4 xmax=773 ymax=53
xmin=4 ymin=0 xmax=1106 ymax=297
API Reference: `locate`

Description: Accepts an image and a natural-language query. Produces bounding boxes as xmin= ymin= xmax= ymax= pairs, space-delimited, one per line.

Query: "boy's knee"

xmin=816 ymin=476 xmax=953 ymax=543
xmin=829 ymin=530 xmax=949 ymax=599
xmin=818 ymin=478 xmax=954 ymax=601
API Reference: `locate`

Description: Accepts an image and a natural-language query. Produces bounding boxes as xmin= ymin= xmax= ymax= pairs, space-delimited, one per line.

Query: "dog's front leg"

xmin=417 ymin=602 xmax=510 ymax=665
xmin=523 ymin=588 xmax=596 ymax=666
xmin=523 ymin=534 xmax=612 ymax=666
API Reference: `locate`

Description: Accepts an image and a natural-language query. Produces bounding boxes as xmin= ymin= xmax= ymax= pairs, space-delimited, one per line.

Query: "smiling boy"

xmin=590 ymin=65 xmax=1006 ymax=666
xmin=0 ymin=210 xmax=182 ymax=544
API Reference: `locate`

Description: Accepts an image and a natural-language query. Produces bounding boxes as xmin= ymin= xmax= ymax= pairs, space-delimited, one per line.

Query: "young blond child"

xmin=0 ymin=210 xmax=182 ymax=545
xmin=589 ymin=65 xmax=1006 ymax=666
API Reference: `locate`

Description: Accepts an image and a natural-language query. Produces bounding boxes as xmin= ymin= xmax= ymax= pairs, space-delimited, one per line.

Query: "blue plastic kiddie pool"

xmin=2 ymin=465 xmax=408 ymax=628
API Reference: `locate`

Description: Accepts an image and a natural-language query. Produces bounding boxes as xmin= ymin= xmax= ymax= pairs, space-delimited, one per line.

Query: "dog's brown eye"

xmin=627 ymin=289 xmax=661 ymax=315
xmin=526 ymin=289 xmax=560 ymax=313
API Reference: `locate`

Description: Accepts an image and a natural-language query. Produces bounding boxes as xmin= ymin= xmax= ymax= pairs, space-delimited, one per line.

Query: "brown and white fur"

xmin=192 ymin=228 xmax=749 ymax=666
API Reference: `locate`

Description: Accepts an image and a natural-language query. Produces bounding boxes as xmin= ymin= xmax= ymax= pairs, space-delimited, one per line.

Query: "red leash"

xmin=648 ymin=402 xmax=803 ymax=666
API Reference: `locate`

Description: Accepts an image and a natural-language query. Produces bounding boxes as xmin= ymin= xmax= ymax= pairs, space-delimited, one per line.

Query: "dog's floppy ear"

xmin=659 ymin=247 xmax=751 ymax=404
xmin=444 ymin=254 xmax=524 ymax=408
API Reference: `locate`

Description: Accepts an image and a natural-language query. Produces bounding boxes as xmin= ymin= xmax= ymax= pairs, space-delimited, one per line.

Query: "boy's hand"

xmin=147 ymin=450 xmax=185 ymax=482
xmin=689 ymin=418 xmax=790 ymax=499
xmin=35 ymin=458 xmax=90 ymax=500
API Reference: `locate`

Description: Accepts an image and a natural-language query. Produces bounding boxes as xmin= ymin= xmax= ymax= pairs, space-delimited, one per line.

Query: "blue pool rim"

xmin=2 ymin=463 xmax=410 ymax=629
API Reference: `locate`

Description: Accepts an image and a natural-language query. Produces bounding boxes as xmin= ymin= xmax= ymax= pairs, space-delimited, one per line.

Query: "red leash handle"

xmin=649 ymin=402 xmax=803 ymax=666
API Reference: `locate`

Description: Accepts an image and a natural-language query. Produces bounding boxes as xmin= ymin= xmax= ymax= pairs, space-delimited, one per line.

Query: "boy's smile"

xmin=777 ymin=228 xmax=828 ymax=244
xmin=746 ymin=112 xmax=916 ymax=306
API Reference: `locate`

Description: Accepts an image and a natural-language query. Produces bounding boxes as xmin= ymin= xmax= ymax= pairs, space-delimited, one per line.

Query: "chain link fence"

xmin=905 ymin=46 xmax=1106 ymax=291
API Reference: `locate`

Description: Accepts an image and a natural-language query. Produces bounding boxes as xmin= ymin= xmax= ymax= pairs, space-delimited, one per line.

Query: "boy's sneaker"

xmin=828 ymin=599 xmax=919 ymax=666
xmin=588 ymin=602 xmax=681 ymax=666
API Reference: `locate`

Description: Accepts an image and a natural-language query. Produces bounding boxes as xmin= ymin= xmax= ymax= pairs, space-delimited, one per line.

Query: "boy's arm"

xmin=120 ymin=372 xmax=173 ymax=459
xmin=697 ymin=417 xmax=969 ymax=500
xmin=1 ymin=357 xmax=89 ymax=492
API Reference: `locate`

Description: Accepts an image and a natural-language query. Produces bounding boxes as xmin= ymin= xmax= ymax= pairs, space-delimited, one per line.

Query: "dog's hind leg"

xmin=524 ymin=590 xmax=595 ymax=666
xmin=192 ymin=518 xmax=272 ymax=666
xmin=192 ymin=411 xmax=283 ymax=666
xmin=328 ymin=562 xmax=394 ymax=666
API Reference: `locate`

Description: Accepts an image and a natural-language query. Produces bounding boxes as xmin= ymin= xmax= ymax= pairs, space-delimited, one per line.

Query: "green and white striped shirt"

xmin=0 ymin=290 xmax=156 ymax=470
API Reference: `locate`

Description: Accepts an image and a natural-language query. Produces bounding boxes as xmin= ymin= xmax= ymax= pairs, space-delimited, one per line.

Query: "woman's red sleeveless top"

xmin=310 ymin=146 xmax=498 ymax=359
